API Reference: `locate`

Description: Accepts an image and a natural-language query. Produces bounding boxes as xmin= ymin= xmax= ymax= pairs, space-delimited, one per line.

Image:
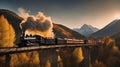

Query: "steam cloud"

xmin=18 ymin=7 xmax=54 ymax=37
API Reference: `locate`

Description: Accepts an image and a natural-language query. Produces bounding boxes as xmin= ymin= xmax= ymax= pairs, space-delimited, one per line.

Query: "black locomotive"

xmin=17 ymin=33 xmax=98 ymax=47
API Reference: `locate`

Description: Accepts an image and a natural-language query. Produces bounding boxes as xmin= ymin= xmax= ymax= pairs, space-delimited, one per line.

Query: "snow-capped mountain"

xmin=73 ymin=24 xmax=99 ymax=36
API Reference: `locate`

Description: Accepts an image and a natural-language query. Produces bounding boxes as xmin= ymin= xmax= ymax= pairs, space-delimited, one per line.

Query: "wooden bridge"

xmin=0 ymin=44 xmax=102 ymax=67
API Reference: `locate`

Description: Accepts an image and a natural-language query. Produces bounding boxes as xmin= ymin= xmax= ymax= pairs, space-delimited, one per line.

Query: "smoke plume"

xmin=18 ymin=7 xmax=54 ymax=37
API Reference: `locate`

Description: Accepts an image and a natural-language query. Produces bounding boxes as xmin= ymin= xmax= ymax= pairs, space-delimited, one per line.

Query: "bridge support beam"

xmin=5 ymin=54 xmax=11 ymax=67
xmin=83 ymin=46 xmax=91 ymax=67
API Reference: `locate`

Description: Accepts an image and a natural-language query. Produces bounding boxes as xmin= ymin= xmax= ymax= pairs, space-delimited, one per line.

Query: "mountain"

xmin=73 ymin=24 xmax=99 ymax=37
xmin=53 ymin=23 xmax=85 ymax=39
xmin=91 ymin=19 xmax=120 ymax=37
xmin=0 ymin=9 xmax=23 ymax=35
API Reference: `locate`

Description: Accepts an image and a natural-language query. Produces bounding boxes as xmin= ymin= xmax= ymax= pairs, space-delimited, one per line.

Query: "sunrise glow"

xmin=114 ymin=13 xmax=120 ymax=19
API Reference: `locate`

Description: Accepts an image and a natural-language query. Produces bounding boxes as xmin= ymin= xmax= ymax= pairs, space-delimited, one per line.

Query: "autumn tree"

xmin=92 ymin=36 xmax=120 ymax=67
xmin=0 ymin=15 xmax=15 ymax=47
xmin=0 ymin=15 xmax=15 ymax=67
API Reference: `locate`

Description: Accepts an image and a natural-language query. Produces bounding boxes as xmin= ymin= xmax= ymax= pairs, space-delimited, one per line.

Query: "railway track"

xmin=0 ymin=43 xmax=101 ymax=55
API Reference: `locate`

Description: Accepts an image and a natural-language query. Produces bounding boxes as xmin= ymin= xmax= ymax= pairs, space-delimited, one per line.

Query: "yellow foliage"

xmin=112 ymin=46 xmax=119 ymax=52
xmin=0 ymin=15 xmax=15 ymax=67
xmin=73 ymin=47 xmax=84 ymax=63
xmin=0 ymin=15 xmax=41 ymax=67
xmin=92 ymin=60 xmax=106 ymax=67
xmin=0 ymin=15 xmax=15 ymax=47
xmin=45 ymin=60 xmax=51 ymax=67
xmin=103 ymin=36 xmax=115 ymax=46
xmin=28 ymin=51 xmax=40 ymax=67
xmin=58 ymin=55 xmax=63 ymax=67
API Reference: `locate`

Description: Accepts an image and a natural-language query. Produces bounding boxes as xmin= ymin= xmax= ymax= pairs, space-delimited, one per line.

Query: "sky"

xmin=0 ymin=0 xmax=120 ymax=29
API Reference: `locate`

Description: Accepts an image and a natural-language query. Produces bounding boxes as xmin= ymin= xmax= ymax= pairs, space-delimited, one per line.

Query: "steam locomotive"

xmin=18 ymin=34 xmax=98 ymax=47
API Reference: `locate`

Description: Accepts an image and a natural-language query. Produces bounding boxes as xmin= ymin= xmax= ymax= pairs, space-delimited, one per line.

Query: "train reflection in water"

xmin=18 ymin=34 xmax=102 ymax=47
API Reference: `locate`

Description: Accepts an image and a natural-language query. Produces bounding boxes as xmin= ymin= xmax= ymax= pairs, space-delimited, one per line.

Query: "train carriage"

xmin=18 ymin=34 xmax=100 ymax=47
xmin=57 ymin=38 xmax=66 ymax=45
